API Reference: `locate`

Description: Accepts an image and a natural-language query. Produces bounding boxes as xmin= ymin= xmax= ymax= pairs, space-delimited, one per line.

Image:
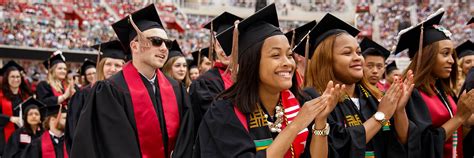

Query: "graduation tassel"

xmin=303 ymin=33 xmax=310 ymax=87
xmin=55 ymin=104 xmax=63 ymax=128
xmin=227 ymin=20 xmax=240 ymax=81
xmin=197 ymin=49 xmax=202 ymax=69
xmin=129 ymin=15 xmax=151 ymax=48
xmin=209 ymin=21 xmax=215 ymax=66
xmin=96 ymin=44 xmax=102 ymax=68
xmin=290 ymin=30 xmax=296 ymax=49
xmin=416 ymin=24 xmax=424 ymax=74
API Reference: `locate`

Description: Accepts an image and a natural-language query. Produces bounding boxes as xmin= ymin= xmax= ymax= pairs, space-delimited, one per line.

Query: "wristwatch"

xmin=312 ymin=123 xmax=330 ymax=136
xmin=374 ymin=112 xmax=388 ymax=126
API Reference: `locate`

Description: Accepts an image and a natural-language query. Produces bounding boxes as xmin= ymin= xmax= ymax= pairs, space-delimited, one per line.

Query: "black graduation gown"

xmin=0 ymin=95 xmax=23 ymax=156
xmin=64 ymin=84 xmax=93 ymax=153
xmin=70 ymin=71 xmax=194 ymax=158
xmin=35 ymin=81 xmax=61 ymax=107
xmin=21 ymin=133 xmax=66 ymax=158
xmin=195 ymin=98 xmax=314 ymax=158
xmin=189 ymin=68 xmax=225 ymax=127
xmin=463 ymin=128 xmax=474 ymax=157
xmin=3 ymin=127 xmax=43 ymax=158
xmin=404 ymin=89 xmax=451 ymax=158
xmin=303 ymin=84 xmax=407 ymax=158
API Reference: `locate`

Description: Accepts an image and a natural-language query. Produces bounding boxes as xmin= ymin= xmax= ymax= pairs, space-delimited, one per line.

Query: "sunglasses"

xmin=146 ymin=36 xmax=173 ymax=49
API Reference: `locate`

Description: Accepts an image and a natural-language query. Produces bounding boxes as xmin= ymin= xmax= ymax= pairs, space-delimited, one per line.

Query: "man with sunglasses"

xmin=70 ymin=4 xmax=192 ymax=158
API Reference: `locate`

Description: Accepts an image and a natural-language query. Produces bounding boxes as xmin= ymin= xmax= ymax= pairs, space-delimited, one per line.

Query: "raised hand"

xmin=457 ymin=89 xmax=474 ymax=120
xmin=315 ymin=81 xmax=346 ymax=121
xmin=396 ymin=70 xmax=415 ymax=112
xmin=292 ymin=96 xmax=329 ymax=131
xmin=377 ymin=78 xmax=403 ymax=118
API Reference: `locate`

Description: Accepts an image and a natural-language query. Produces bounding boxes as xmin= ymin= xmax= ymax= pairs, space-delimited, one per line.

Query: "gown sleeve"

xmin=3 ymin=129 xmax=21 ymax=158
xmin=70 ymin=80 xmax=141 ymax=158
xmin=20 ymin=136 xmax=41 ymax=158
xmin=35 ymin=81 xmax=58 ymax=107
xmin=197 ymin=100 xmax=266 ymax=158
xmin=189 ymin=73 xmax=224 ymax=126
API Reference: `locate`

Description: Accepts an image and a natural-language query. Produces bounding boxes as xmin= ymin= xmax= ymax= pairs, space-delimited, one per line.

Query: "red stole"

xmin=41 ymin=132 xmax=68 ymax=158
xmin=122 ymin=62 xmax=180 ymax=158
xmin=215 ymin=62 xmax=233 ymax=89
xmin=295 ymin=70 xmax=304 ymax=88
xmin=419 ymin=90 xmax=463 ymax=158
xmin=50 ymin=82 xmax=67 ymax=106
xmin=234 ymin=90 xmax=308 ymax=158
xmin=0 ymin=92 xmax=15 ymax=142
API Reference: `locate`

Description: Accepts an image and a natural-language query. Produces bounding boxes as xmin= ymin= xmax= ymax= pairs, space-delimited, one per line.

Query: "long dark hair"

xmin=22 ymin=106 xmax=43 ymax=134
xmin=2 ymin=67 xmax=32 ymax=100
xmin=218 ymin=39 xmax=303 ymax=114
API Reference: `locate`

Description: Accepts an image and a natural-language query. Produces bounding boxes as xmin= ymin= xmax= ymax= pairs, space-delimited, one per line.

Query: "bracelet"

xmin=312 ymin=123 xmax=330 ymax=136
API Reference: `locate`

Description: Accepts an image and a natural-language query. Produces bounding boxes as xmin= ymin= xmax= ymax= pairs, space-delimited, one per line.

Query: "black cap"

xmin=20 ymin=97 xmax=46 ymax=115
xmin=386 ymin=61 xmax=398 ymax=74
xmin=394 ymin=9 xmax=449 ymax=58
xmin=43 ymin=51 xmax=66 ymax=69
xmin=79 ymin=59 xmax=96 ymax=76
xmin=468 ymin=17 xmax=473 ymax=25
xmin=294 ymin=13 xmax=360 ymax=59
xmin=112 ymin=4 xmax=164 ymax=54
xmin=190 ymin=48 xmax=210 ymax=67
xmin=92 ymin=40 xmax=127 ymax=60
xmin=41 ymin=105 xmax=67 ymax=117
xmin=285 ymin=20 xmax=317 ymax=56
xmin=204 ymin=12 xmax=243 ymax=34
xmin=456 ymin=40 xmax=474 ymax=58
xmin=360 ymin=37 xmax=390 ymax=60
xmin=216 ymin=3 xmax=282 ymax=56
xmin=168 ymin=40 xmax=184 ymax=60
xmin=0 ymin=60 xmax=24 ymax=75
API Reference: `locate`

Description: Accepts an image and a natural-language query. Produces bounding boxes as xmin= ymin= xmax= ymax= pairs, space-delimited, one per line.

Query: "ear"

xmin=130 ymin=41 xmax=139 ymax=55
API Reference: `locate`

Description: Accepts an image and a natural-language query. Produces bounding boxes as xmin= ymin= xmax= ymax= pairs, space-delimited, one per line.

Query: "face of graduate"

xmin=103 ymin=58 xmax=124 ymax=79
xmin=199 ymin=57 xmax=212 ymax=73
xmin=54 ymin=63 xmax=68 ymax=80
xmin=432 ymin=40 xmax=455 ymax=79
xmin=26 ymin=108 xmax=41 ymax=126
xmin=132 ymin=28 xmax=169 ymax=69
xmin=171 ymin=57 xmax=188 ymax=81
xmin=259 ymin=35 xmax=295 ymax=92
xmin=332 ymin=34 xmax=363 ymax=84
xmin=189 ymin=67 xmax=200 ymax=80
xmin=8 ymin=70 xmax=21 ymax=89
xmin=461 ymin=55 xmax=474 ymax=75
xmin=363 ymin=55 xmax=385 ymax=85
xmin=85 ymin=68 xmax=97 ymax=84
xmin=215 ymin=41 xmax=231 ymax=65
xmin=387 ymin=69 xmax=402 ymax=84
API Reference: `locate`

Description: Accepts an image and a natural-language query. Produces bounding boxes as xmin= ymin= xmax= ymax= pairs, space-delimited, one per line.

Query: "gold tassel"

xmin=416 ymin=24 xmax=424 ymax=73
xmin=209 ymin=21 xmax=215 ymax=65
xmin=129 ymin=15 xmax=151 ymax=48
xmin=96 ymin=44 xmax=102 ymax=68
xmin=197 ymin=49 xmax=202 ymax=68
xmin=228 ymin=20 xmax=240 ymax=81
xmin=303 ymin=33 xmax=310 ymax=86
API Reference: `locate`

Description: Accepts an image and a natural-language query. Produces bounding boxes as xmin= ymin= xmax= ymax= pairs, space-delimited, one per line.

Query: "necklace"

xmin=264 ymin=101 xmax=284 ymax=133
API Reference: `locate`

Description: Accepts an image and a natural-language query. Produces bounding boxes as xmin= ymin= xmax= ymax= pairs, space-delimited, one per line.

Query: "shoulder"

xmin=36 ymin=81 xmax=50 ymax=88
xmin=203 ymin=99 xmax=234 ymax=120
xmin=196 ymin=68 xmax=221 ymax=81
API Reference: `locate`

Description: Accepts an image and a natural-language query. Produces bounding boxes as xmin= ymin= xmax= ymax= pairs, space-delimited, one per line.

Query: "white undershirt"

xmin=351 ymin=98 xmax=360 ymax=110
xmin=140 ymin=73 xmax=157 ymax=93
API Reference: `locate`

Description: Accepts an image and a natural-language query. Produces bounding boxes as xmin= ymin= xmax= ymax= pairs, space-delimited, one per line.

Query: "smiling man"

xmin=70 ymin=4 xmax=191 ymax=158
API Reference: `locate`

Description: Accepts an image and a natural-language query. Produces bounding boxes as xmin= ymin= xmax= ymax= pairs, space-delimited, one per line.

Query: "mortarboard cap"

xmin=294 ymin=13 xmax=360 ymax=59
xmin=385 ymin=61 xmax=398 ymax=74
xmin=91 ymin=40 xmax=127 ymax=60
xmin=456 ymin=40 xmax=474 ymax=59
xmin=112 ymin=4 xmax=165 ymax=54
xmin=0 ymin=60 xmax=24 ymax=75
xmin=79 ymin=59 xmax=96 ymax=76
xmin=20 ymin=97 xmax=46 ymax=115
xmin=190 ymin=48 xmax=210 ymax=67
xmin=43 ymin=51 xmax=66 ymax=69
xmin=360 ymin=37 xmax=391 ymax=60
xmin=285 ymin=20 xmax=317 ymax=56
xmin=204 ymin=12 xmax=243 ymax=35
xmin=41 ymin=105 xmax=67 ymax=117
xmin=167 ymin=40 xmax=184 ymax=60
xmin=216 ymin=3 xmax=282 ymax=56
xmin=394 ymin=8 xmax=449 ymax=58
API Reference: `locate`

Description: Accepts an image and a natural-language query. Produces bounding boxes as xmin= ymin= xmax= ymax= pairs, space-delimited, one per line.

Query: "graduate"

xmin=395 ymin=9 xmax=474 ymax=158
xmin=36 ymin=51 xmax=76 ymax=107
xmin=189 ymin=65 xmax=200 ymax=80
xmin=188 ymin=12 xmax=242 ymax=126
xmin=360 ymin=37 xmax=391 ymax=92
xmin=65 ymin=40 xmax=127 ymax=152
xmin=284 ymin=20 xmax=317 ymax=87
xmin=78 ymin=59 xmax=96 ymax=87
xmin=456 ymin=40 xmax=474 ymax=93
xmin=384 ymin=62 xmax=402 ymax=88
xmin=301 ymin=13 xmax=413 ymax=158
xmin=21 ymin=105 xmax=67 ymax=158
xmin=70 ymin=4 xmax=192 ymax=158
xmin=0 ymin=61 xmax=33 ymax=156
xmin=191 ymin=48 xmax=212 ymax=74
xmin=196 ymin=4 xmax=342 ymax=158
xmin=3 ymin=98 xmax=45 ymax=158
xmin=163 ymin=40 xmax=191 ymax=89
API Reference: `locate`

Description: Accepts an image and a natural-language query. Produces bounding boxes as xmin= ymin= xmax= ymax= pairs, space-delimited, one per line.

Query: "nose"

xmin=447 ymin=55 xmax=454 ymax=65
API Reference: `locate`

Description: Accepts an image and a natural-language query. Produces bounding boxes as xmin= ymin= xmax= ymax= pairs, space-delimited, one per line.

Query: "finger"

xmin=323 ymin=81 xmax=334 ymax=95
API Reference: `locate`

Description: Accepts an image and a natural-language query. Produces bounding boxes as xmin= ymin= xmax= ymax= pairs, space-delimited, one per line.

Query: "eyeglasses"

xmin=146 ymin=36 xmax=173 ymax=49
